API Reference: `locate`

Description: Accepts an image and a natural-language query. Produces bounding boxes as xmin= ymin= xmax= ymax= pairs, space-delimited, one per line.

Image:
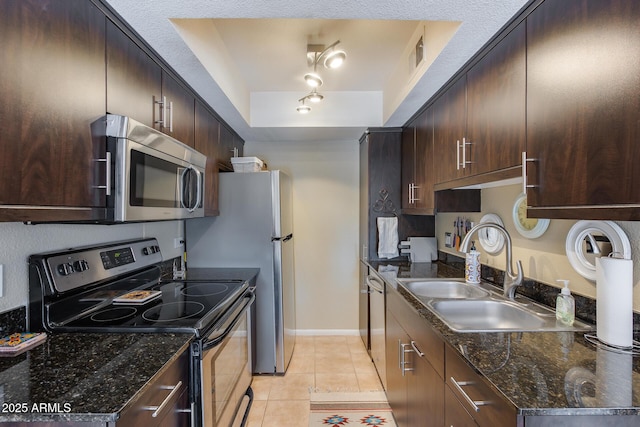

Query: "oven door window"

xmin=130 ymin=149 xmax=180 ymax=208
xmin=202 ymin=312 xmax=251 ymax=427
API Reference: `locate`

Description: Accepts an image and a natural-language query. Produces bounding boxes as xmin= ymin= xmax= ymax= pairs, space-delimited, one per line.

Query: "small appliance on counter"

xmin=399 ymin=237 xmax=437 ymax=262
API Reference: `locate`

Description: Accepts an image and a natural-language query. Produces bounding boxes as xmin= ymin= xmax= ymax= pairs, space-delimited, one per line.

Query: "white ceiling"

xmin=104 ymin=0 xmax=530 ymax=143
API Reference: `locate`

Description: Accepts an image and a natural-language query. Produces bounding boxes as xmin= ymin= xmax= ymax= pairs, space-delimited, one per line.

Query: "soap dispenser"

xmin=556 ymin=280 xmax=575 ymax=326
xmin=465 ymin=241 xmax=481 ymax=284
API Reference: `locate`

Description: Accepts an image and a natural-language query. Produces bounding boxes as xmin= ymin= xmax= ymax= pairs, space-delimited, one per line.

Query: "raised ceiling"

xmin=104 ymin=0 xmax=530 ymax=142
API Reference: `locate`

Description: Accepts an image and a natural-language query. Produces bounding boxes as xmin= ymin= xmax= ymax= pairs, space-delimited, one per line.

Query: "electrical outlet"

xmin=174 ymin=238 xmax=184 ymax=249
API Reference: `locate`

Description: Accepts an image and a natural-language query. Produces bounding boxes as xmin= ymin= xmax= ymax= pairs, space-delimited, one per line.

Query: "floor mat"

xmin=309 ymin=392 xmax=395 ymax=427
xmin=309 ymin=410 xmax=396 ymax=427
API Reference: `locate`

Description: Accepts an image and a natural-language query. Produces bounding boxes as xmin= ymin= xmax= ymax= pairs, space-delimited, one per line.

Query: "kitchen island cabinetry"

xmin=195 ymin=101 xmax=221 ymax=216
xmin=525 ymin=0 xmax=640 ymax=220
xmin=0 ymin=0 xmax=106 ymax=222
xmin=402 ymin=108 xmax=435 ymax=215
xmin=386 ymin=284 xmax=444 ymax=427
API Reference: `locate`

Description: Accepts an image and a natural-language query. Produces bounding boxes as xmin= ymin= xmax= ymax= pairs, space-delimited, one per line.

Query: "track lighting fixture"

xmin=297 ymin=40 xmax=346 ymax=112
xmin=296 ymin=98 xmax=311 ymax=114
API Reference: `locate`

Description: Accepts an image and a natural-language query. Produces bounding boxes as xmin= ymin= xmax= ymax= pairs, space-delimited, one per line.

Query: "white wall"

xmin=0 ymin=221 xmax=184 ymax=314
xmin=436 ymin=184 xmax=640 ymax=312
xmin=244 ymin=140 xmax=360 ymax=333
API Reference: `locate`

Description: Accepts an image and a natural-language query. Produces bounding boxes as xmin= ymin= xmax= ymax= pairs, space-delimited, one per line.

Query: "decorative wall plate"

xmin=512 ymin=193 xmax=550 ymax=239
xmin=565 ymin=220 xmax=631 ymax=281
xmin=478 ymin=213 xmax=505 ymax=255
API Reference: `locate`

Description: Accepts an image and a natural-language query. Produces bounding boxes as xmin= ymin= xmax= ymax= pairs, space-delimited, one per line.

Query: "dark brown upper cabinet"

xmin=466 ymin=21 xmax=525 ymax=176
xmin=433 ymin=22 xmax=526 ymax=189
xmin=218 ymin=124 xmax=245 ymax=171
xmin=194 ymin=100 xmax=221 ymax=216
xmin=106 ymin=19 xmax=161 ymax=130
xmin=433 ymin=77 xmax=467 ymax=184
xmin=0 ymin=0 xmax=106 ymax=221
xmin=402 ymin=108 xmax=435 ymax=215
xmin=526 ymin=0 xmax=640 ymax=220
xmin=106 ymin=20 xmax=195 ymax=148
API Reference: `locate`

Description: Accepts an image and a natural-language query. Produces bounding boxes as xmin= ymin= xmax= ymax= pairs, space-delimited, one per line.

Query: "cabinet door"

xmin=445 ymin=385 xmax=478 ymax=427
xmin=401 ymin=123 xmax=417 ymax=210
xmin=195 ymin=100 xmax=220 ymax=216
xmin=385 ymin=311 xmax=409 ymax=427
xmin=466 ymin=21 xmax=525 ymax=175
xmin=433 ymin=77 xmax=467 ymax=183
xmin=402 ymin=108 xmax=434 ymax=214
xmin=526 ymin=0 xmax=640 ymax=218
xmin=218 ymin=124 xmax=236 ymax=171
xmin=162 ymin=71 xmax=195 ymax=147
xmin=106 ymin=19 xmax=162 ymax=129
xmin=407 ymin=340 xmax=444 ymax=427
xmin=0 ymin=0 xmax=106 ymax=219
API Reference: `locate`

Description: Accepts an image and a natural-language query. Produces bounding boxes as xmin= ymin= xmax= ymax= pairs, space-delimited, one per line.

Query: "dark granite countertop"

xmin=365 ymin=260 xmax=640 ymax=417
xmin=0 ymin=332 xmax=193 ymax=422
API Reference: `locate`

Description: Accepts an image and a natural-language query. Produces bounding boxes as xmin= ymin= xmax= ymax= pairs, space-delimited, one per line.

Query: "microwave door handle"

xmin=179 ymin=167 xmax=187 ymax=209
xmin=190 ymin=168 xmax=202 ymax=213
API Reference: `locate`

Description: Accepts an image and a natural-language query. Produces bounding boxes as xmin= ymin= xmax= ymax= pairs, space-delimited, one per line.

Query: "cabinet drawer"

xmin=445 ymin=384 xmax=478 ymax=427
xmin=117 ymin=350 xmax=190 ymax=427
xmin=387 ymin=286 xmax=445 ymax=379
xmin=445 ymin=345 xmax=516 ymax=427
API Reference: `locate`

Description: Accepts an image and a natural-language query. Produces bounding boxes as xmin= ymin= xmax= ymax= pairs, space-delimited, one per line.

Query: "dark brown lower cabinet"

xmin=445 ymin=384 xmax=478 ymax=427
xmin=117 ymin=349 xmax=191 ymax=427
xmin=386 ymin=287 xmax=444 ymax=427
xmin=445 ymin=346 xmax=516 ymax=427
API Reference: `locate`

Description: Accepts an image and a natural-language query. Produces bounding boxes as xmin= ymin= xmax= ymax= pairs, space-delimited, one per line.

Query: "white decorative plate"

xmin=512 ymin=193 xmax=550 ymax=239
xmin=478 ymin=213 xmax=505 ymax=255
xmin=565 ymin=220 xmax=631 ymax=281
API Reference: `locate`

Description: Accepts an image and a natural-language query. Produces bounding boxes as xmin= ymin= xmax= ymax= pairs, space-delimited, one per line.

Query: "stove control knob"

xmin=153 ymin=245 xmax=160 ymax=253
xmin=57 ymin=263 xmax=74 ymax=276
xmin=143 ymin=246 xmax=150 ymax=255
xmin=73 ymin=259 xmax=89 ymax=272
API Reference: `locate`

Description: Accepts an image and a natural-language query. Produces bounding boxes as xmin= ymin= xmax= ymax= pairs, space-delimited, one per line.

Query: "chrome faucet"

xmin=459 ymin=223 xmax=523 ymax=300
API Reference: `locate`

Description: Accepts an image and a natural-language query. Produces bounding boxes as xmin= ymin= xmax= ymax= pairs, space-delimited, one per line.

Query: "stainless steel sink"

xmin=428 ymin=299 xmax=592 ymax=333
xmin=398 ymin=279 xmax=489 ymax=299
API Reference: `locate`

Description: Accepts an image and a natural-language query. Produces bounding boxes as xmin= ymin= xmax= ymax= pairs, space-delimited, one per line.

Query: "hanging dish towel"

xmin=377 ymin=217 xmax=399 ymax=259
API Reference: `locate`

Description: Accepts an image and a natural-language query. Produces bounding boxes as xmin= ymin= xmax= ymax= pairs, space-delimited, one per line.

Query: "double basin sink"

xmin=398 ymin=278 xmax=592 ymax=333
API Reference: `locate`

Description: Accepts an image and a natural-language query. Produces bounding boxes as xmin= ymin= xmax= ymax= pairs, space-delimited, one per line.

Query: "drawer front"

xmin=118 ymin=350 xmax=190 ymax=427
xmin=445 ymin=345 xmax=516 ymax=427
xmin=445 ymin=384 xmax=479 ymax=427
xmin=387 ymin=285 xmax=445 ymax=378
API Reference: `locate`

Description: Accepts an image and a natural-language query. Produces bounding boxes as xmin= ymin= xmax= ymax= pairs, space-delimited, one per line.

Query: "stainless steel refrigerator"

xmin=185 ymin=170 xmax=296 ymax=374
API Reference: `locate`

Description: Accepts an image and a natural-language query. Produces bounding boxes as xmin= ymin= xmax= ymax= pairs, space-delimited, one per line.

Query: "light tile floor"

xmin=246 ymin=335 xmax=385 ymax=427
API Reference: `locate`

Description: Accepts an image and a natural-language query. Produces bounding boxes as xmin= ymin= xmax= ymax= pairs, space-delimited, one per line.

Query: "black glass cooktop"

xmin=52 ymin=273 xmax=248 ymax=336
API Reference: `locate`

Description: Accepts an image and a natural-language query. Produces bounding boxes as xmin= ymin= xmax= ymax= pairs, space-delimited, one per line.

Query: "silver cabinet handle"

xmin=450 ymin=376 xmax=490 ymax=413
xmin=461 ymin=137 xmax=473 ymax=169
xmin=408 ymin=183 xmax=412 ymax=204
xmin=410 ymin=340 xmax=424 ymax=358
xmin=521 ymin=151 xmax=538 ymax=194
xmin=365 ymin=275 xmax=384 ymax=293
xmin=143 ymin=380 xmax=183 ymax=418
xmin=168 ymin=100 xmax=174 ymax=133
xmin=400 ymin=342 xmax=414 ymax=376
xmin=456 ymin=140 xmax=461 ymax=170
xmin=92 ymin=151 xmax=111 ymax=196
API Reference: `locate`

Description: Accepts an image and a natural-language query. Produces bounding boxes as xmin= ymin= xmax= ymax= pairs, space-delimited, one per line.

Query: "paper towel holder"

xmin=565 ymin=220 xmax=631 ymax=281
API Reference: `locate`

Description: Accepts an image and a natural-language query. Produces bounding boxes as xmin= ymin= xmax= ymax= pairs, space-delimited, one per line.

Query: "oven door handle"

xmin=202 ymin=292 xmax=255 ymax=351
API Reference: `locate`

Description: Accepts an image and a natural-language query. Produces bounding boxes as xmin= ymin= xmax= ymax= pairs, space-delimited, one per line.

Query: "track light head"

xmin=304 ymin=72 xmax=323 ymax=88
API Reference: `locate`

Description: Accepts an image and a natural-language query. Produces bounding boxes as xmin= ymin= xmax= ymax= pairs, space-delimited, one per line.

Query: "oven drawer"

xmin=117 ymin=349 xmax=191 ymax=427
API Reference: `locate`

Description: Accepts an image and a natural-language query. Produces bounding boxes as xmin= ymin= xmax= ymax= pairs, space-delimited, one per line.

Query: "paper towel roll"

xmin=595 ymin=256 xmax=633 ymax=348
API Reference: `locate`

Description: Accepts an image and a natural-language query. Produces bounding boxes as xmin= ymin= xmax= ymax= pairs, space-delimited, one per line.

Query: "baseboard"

xmin=295 ymin=329 xmax=360 ymax=336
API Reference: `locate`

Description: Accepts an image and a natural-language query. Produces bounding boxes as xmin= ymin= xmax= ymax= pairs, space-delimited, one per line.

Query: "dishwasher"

xmin=366 ymin=268 xmax=387 ymax=390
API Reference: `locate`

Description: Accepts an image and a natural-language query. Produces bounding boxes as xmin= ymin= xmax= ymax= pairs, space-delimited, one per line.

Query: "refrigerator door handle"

xmin=272 ymin=233 xmax=293 ymax=242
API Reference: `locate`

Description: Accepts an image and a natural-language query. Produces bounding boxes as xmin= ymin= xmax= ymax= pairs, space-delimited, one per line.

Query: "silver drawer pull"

xmin=143 ymin=380 xmax=183 ymax=418
xmin=450 ymin=376 xmax=490 ymax=413
xmin=410 ymin=340 xmax=424 ymax=358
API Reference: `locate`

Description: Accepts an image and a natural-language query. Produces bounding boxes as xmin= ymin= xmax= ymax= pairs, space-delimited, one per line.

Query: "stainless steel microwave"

xmin=103 ymin=114 xmax=206 ymax=222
